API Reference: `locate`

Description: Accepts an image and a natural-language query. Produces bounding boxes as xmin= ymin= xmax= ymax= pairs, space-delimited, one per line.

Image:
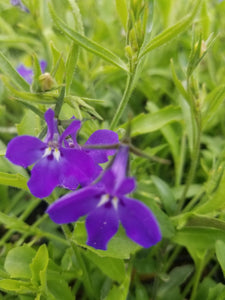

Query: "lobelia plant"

xmin=47 ymin=146 xmax=162 ymax=250
xmin=6 ymin=108 xmax=119 ymax=198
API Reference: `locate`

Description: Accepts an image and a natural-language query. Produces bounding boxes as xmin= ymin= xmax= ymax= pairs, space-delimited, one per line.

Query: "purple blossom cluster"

xmin=6 ymin=109 xmax=161 ymax=250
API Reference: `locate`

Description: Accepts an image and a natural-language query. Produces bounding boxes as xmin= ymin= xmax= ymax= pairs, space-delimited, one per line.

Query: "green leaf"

xmin=30 ymin=245 xmax=49 ymax=286
xmin=151 ymin=175 xmax=177 ymax=215
xmin=140 ymin=0 xmax=202 ymax=57
xmin=73 ymin=221 xmax=140 ymax=259
xmin=0 ymin=172 xmax=28 ymax=190
xmin=17 ymin=109 xmax=42 ymax=136
xmin=115 ymin=0 xmax=128 ymax=30
xmin=84 ymin=251 xmax=125 ymax=282
xmin=0 ymin=279 xmax=35 ymax=294
xmin=0 ymin=51 xmax=30 ymax=91
xmin=215 ymin=240 xmax=225 ymax=278
xmin=48 ymin=3 xmax=128 ymax=72
xmin=173 ymin=227 xmax=225 ymax=251
xmin=202 ymin=85 xmax=225 ymax=128
xmin=4 ymin=246 xmax=35 ymax=279
xmin=47 ymin=279 xmax=74 ymax=300
xmin=65 ymin=43 xmax=79 ymax=95
xmin=121 ymin=106 xmax=182 ymax=136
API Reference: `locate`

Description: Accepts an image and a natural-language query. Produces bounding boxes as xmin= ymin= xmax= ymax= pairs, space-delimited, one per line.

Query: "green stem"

xmin=110 ymin=69 xmax=136 ymax=130
xmin=190 ymin=258 xmax=205 ymax=300
xmin=175 ymin=134 xmax=187 ymax=187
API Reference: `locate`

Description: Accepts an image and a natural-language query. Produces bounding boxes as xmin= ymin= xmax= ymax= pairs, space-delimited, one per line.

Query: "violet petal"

xmin=27 ymin=155 xmax=61 ymax=198
xmin=111 ymin=146 xmax=129 ymax=190
xmin=100 ymin=170 xmax=116 ymax=194
xmin=59 ymin=119 xmax=81 ymax=147
xmin=47 ymin=186 xmax=101 ymax=224
xmin=60 ymin=148 xmax=97 ymax=186
xmin=116 ymin=177 xmax=136 ymax=195
xmin=85 ymin=129 xmax=119 ymax=163
xmin=44 ymin=109 xmax=58 ymax=142
xmin=118 ymin=197 xmax=162 ymax=248
xmin=6 ymin=136 xmax=45 ymax=168
xmin=86 ymin=202 xmax=119 ymax=250
xmin=40 ymin=60 xmax=47 ymax=73
xmin=17 ymin=65 xmax=33 ymax=84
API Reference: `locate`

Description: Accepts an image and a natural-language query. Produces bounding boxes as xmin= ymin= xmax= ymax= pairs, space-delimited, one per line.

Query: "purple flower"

xmin=6 ymin=109 xmax=118 ymax=198
xmin=17 ymin=60 xmax=47 ymax=84
xmin=11 ymin=0 xmax=29 ymax=12
xmin=47 ymin=146 xmax=162 ymax=250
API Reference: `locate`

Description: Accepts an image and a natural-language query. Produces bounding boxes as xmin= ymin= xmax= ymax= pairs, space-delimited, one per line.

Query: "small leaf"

xmin=48 ymin=3 xmax=128 ymax=72
xmin=84 ymin=250 xmax=125 ymax=282
xmin=4 ymin=246 xmax=36 ymax=279
xmin=30 ymin=244 xmax=49 ymax=286
xmin=216 ymin=240 xmax=225 ymax=278
xmin=151 ymin=175 xmax=177 ymax=215
xmin=47 ymin=279 xmax=74 ymax=300
xmin=0 ymin=51 xmax=30 ymax=91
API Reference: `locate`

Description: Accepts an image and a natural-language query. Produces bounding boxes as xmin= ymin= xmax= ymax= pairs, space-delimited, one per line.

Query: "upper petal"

xmin=118 ymin=197 xmax=162 ymax=248
xmin=44 ymin=109 xmax=58 ymax=142
xmin=84 ymin=129 xmax=119 ymax=163
xmin=116 ymin=177 xmax=136 ymax=196
xmin=40 ymin=60 xmax=47 ymax=73
xmin=86 ymin=202 xmax=119 ymax=250
xmin=6 ymin=136 xmax=45 ymax=168
xmin=59 ymin=119 xmax=81 ymax=147
xmin=47 ymin=186 xmax=101 ymax=224
xmin=111 ymin=146 xmax=129 ymax=189
xmin=27 ymin=155 xmax=61 ymax=198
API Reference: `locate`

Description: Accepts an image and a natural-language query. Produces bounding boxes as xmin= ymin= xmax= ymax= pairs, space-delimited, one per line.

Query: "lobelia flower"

xmin=17 ymin=60 xmax=47 ymax=84
xmin=11 ymin=0 xmax=29 ymax=13
xmin=6 ymin=108 xmax=119 ymax=198
xmin=47 ymin=146 xmax=162 ymax=250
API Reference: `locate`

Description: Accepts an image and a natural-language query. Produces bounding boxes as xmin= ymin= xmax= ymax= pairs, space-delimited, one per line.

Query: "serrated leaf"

xmin=47 ymin=279 xmax=74 ymax=300
xmin=48 ymin=3 xmax=128 ymax=72
xmin=140 ymin=0 xmax=202 ymax=57
xmin=84 ymin=250 xmax=125 ymax=282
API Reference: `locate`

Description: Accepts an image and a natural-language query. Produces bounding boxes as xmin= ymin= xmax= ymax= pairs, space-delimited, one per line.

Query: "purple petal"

xmin=86 ymin=202 xmax=119 ymax=250
xmin=111 ymin=146 xmax=129 ymax=189
xmin=84 ymin=129 xmax=119 ymax=163
xmin=6 ymin=136 xmax=45 ymax=168
xmin=40 ymin=60 xmax=47 ymax=73
xmin=116 ymin=177 xmax=136 ymax=195
xmin=27 ymin=156 xmax=61 ymax=198
xmin=47 ymin=186 xmax=101 ymax=224
xmin=44 ymin=109 xmax=58 ymax=142
xmin=60 ymin=148 xmax=97 ymax=186
xmin=17 ymin=65 xmax=33 ymax=84
xmin=118 ymin=197 xmax=162 ymax=248
xmin=100 ymin=170 xmax=116 ymax=194
xmin=59 ymin=120 xmax=81 ymax=147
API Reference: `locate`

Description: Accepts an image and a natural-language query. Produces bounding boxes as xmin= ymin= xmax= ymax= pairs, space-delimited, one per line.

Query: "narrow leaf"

xmin=0 ymin=51 xmax=30 ymax=91
xmin=121 ymin=106 xmax=182 ymax=136
xmin=48 ymin=3 xmax=128 ymax=72
xmin=0 ymin=172 xmax=28 ymax=190
xmin=115 ymin=0 xmax=128 ymax=29
xmin=140 ymin=0 xmax=202 ymax=57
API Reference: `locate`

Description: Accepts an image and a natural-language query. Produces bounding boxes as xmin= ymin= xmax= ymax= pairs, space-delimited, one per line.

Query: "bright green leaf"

xmin=115 ymin=0 xmax=128 ymax=30
xmin=0 ymin=279 xmax=35 ymax=294
xmin=0 ymin=172 xmax=28 ymax=190
xmin=30 ymin=244 xmax=49 ymax=286
xmin=48 ymin=3 xmax=128 ymax=73
xmin=216 ymin=240 xmax=225 ymax=278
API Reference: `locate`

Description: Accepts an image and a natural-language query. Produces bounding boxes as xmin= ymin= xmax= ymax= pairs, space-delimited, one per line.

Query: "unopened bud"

xmin=39 ymin=72 xmax=54 ymax=91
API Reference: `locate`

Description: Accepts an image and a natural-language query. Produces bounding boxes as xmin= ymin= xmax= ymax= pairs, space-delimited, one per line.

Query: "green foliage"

xmin=0 ymin=0 xmax=225 ymax=299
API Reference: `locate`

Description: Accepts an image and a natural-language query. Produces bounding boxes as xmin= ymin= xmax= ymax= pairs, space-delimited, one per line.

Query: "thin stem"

xmin=175 ymin=134 xmax=187 ymax=187
xmin=190 ymin=258 xmax=205 ymax=300
xmin=110 ymin=70 xmax=136 ymax=130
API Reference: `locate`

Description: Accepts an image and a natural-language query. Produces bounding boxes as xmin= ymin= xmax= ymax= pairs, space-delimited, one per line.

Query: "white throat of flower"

xmin=98 ymin=194 xmax=118 ymax=210
xmin=43 ymin=147 xmax=61 ymax=161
